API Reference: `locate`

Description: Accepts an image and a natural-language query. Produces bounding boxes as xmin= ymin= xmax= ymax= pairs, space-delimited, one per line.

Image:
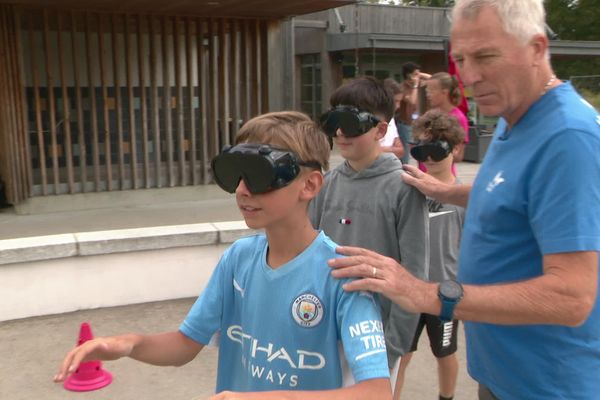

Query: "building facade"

xmin=1 ymin=1 xmax=598 ymax=207
xmin=0 ymin=0 xmax=352 ymax=206
xmin=292 ymin=3 xmax=600 ymax=122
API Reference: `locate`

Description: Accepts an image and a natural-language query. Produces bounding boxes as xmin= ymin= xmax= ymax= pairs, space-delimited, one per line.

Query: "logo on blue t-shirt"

xmin=292 ymin=293 xmax=324 ymax=328
xmin=486 ymin=171 xmax=505 ymax=193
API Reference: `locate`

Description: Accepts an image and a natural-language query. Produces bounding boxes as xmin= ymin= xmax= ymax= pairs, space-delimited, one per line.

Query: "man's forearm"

xmin=456 ymin=278 xmax=592 ymax=326
xmin=420 ymin=253 xmax=597 ymax=326
xmin=438 ymin=183 xmax=471 ymax=208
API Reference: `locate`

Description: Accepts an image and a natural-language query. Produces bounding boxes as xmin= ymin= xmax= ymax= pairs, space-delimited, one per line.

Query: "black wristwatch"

xmin=438 ymin=280 xmax=464 ymax=323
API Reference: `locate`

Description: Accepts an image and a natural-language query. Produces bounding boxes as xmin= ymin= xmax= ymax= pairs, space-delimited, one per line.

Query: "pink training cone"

xmin=64 ymin=322 xmax=113 ymax=392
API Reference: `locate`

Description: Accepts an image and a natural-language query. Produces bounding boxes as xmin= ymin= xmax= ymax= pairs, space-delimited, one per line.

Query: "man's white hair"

xmin=452 ymin=0 xmax=546 ymax=44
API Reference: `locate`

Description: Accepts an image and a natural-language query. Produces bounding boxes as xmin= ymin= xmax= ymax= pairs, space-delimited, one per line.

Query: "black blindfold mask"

xmin=410 ymin=140 xmax=453 ymax=162
xmin=211 ymin=143 xmax=321 ymax=194
xmin=319 ymin=105 xmax=381 ymax=138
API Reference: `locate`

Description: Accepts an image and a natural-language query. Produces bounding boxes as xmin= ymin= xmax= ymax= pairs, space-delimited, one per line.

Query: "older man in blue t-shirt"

xmin=327 ymin=1 xmax=600 ymax=399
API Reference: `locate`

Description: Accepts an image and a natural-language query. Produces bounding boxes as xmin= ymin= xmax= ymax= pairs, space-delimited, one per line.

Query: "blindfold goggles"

xmin=211 ymin=143 xmax=321 ymax=194
xmin=319 ymin=105 xmax=381 ymax=138
xmin=410 ymin=140 xmax=453 ymax=162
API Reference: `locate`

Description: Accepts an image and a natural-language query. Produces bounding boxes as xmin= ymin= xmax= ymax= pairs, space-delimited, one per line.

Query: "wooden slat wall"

xmin=149 ymin=14 xmax=161 ymax=187
xmin=110 ymin=13 xmax=124 ymax=188
xmin=42 ymin=10 xmax=60 ymax=193
xmin=84 ymin=12 xmax=101 ymax=190
xmin=0 ymin=4 xmax=30 ymax=204
xmin=207 ymin=18 xmax=218 ymax=164
xmin=98 ymin=13 xmax=112 ymax=191
xmin=137 ymin=15 xmax=150 ymax=188
xmin=174 ymin=16 xmax=185 ymax=186
xmin=56 ymin=12 xmax=75 ymax=193
xmin=196 ymin=16 xmax=208 ymax=184
xmin=185 ymin=16 xmax=197 ymax=185
xmin=70 ymin=11 xmax=87 ymax=192
xmin=124 ymin=14 xmax=138 ymax=189
xmin=10 ymin=8 xmax=268 ymax=198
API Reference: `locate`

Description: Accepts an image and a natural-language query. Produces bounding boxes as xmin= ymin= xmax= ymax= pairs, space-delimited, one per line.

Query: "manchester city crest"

xmin=291 ymin=293 xmax=324 ymax=328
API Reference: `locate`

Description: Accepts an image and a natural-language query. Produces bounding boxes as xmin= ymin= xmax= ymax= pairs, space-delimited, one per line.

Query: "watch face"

xmin=440 ymin=280 xmax=463 ymax=300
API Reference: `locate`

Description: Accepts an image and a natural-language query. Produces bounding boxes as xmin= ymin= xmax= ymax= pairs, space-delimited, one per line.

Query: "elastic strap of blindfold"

xmin=298 ymin=160 xmax=322 ymax=170
xmin=223 ymin=144 xmax=321 ymax=167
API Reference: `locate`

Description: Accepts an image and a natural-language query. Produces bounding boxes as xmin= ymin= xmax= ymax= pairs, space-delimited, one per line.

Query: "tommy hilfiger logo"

xmin=486 ymin=171 xmax=505 ymax=193
xmin=339 ymin=218 xmax=351 ymax=225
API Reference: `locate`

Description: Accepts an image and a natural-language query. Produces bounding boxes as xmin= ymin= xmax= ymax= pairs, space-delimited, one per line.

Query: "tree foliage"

xmin=546 ymin=0 xmax=600 ymax=41
xmin=395 ymin=0 xmax=454 ymax=5
xmin=545 ymin=0 xmax=600 ymax=79
xmin=372 ymin=0 xmax=600 ymax=79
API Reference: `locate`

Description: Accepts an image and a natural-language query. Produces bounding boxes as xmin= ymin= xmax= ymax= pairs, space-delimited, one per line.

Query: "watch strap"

xmin=439 ymin=297 xmax=458 ymax=323
xmin=438 ymin=280 xmax=463 ymax=323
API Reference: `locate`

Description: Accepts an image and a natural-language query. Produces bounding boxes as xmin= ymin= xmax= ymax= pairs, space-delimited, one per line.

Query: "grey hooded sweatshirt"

xmin=309 ymin=152 xmax=430 ymax=365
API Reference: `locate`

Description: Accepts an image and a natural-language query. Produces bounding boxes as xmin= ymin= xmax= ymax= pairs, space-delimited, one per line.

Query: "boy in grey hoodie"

xmin=310 ymin=76 xmax=429 ymax=376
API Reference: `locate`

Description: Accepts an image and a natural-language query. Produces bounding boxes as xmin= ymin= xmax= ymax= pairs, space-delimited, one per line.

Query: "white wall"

xmin=0 ymin=243 xmax=227 ymax=322
xmin=0 ymin=220 xmax=257 ymax=322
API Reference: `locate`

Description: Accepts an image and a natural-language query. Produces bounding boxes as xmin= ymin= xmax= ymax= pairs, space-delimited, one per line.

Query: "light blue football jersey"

xmin=180 ymin=231 xmax=389 ymax=393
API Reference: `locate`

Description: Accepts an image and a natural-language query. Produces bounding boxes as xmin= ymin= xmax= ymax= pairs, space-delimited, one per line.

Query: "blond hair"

xmin=235 ymin=111 xmax=330 ymax=171
xmin=430 ymin=72 xmax=462 ymax=107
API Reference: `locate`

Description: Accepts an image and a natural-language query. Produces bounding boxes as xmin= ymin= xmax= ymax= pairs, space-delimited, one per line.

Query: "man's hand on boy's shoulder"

xmin=401 ymin=164 xmax=445 ymax=198
xmin=401 ymin=164 xmax=471 ymax=208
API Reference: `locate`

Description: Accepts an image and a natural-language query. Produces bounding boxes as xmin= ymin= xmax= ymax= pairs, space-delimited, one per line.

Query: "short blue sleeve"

xmin=528 ymin=128 xmax=600 ymax=254
xmin=337 ymin=289 xmax=390 ymax=382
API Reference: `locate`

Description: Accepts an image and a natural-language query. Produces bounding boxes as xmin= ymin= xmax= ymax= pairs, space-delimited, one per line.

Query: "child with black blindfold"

xmin=309 ymin=76 xmax=429 ymax=386
xmin=393 ymin=109 xmax=466 ymax=400
xmin=54 ymin=111 xmax=392 ymax=399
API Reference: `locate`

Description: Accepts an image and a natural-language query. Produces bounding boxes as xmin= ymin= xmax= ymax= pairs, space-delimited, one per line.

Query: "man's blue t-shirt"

xmin=180 ymin=231 xmax=389 ymax=393
xmin=458 ymin=83 xmax=600 ymax=399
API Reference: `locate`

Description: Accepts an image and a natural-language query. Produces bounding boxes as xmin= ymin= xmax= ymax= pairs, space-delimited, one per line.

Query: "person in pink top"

xmin=421 ymin=72 xmax=470 ymax=175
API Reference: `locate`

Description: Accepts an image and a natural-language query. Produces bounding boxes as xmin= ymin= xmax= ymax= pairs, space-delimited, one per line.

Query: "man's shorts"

xmin=409 ymin=313 xmax=459 ymax=358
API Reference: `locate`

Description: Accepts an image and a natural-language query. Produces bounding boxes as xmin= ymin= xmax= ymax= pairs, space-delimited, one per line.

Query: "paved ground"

xmin=1 ymin=157 xmax=482 ymax=400
xmin=0 ymin=298 xmax=478 ymax=400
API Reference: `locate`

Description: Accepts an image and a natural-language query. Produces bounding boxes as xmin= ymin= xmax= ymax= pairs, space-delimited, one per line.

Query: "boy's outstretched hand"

xmin=53 ymin=334 xmax=135 ymax=382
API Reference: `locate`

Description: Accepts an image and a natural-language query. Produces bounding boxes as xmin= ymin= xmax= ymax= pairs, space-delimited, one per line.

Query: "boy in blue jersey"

xmin=54 ymin=111 xmax=392 ymax=399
